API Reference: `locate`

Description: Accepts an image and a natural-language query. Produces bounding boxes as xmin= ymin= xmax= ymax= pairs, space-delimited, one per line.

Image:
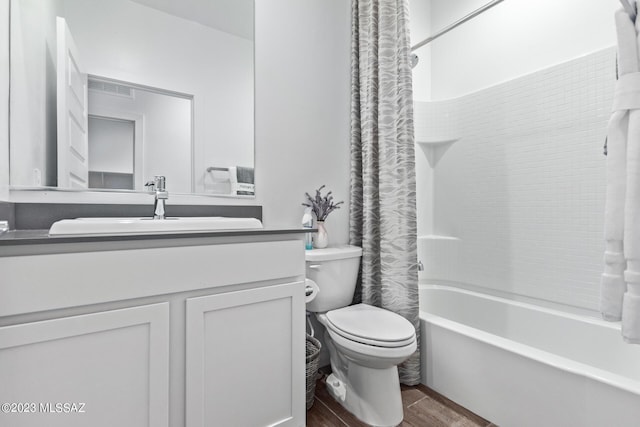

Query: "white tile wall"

xmin=415 ymin=48 xmax=616 ymax=312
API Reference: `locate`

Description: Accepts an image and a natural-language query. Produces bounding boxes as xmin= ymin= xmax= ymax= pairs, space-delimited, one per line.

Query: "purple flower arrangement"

xmin=302 ymin=185 xmax=344 ymax=221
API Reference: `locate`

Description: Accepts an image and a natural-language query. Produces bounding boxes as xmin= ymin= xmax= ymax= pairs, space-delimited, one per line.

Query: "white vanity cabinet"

xmin=0 ymin=303 xmax=170 ymax=427
xmin=0 ymin=236 xmax=306 ymax=427
xmin=186 ymin=283 xmax=303 ymax=427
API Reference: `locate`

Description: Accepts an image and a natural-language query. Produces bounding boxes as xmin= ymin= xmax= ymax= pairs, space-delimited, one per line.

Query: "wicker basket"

xmin=305 ymin=334 xmax=322 ymax=410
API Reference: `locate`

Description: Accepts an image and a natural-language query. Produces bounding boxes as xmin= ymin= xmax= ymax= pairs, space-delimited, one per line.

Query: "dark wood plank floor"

xmin=306 ymin=373 xmax=495 ymax=427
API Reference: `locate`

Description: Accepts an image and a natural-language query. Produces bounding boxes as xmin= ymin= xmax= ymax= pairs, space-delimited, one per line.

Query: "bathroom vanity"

xmin=0 ymin=229 xmax=307 ymax=427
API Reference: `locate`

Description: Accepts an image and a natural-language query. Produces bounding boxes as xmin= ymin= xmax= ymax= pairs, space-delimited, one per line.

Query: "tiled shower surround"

xmin=415 ymin=47 xmax=616 ymax=312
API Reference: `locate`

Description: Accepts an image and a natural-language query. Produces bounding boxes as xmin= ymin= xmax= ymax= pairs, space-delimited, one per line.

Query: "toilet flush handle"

xmin=308 ymin=264 xmax=322 ymax=270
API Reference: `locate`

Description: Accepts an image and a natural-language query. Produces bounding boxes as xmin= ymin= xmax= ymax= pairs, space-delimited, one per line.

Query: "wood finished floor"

xmin=306 ymin=374 xmax=495 ymax=427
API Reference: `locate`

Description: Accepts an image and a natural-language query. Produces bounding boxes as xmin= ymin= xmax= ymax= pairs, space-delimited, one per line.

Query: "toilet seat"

xmin=325 ymin=304 xmax=416 ymax=348
xmin=325 ymin=325 xmax=417 ymax=363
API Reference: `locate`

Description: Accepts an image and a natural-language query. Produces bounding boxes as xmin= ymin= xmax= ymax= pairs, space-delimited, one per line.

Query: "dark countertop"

xmin=0 ymin=227 xmax=314 ymax=247
xmin=0 ymin=203 xmax=318 ymax=256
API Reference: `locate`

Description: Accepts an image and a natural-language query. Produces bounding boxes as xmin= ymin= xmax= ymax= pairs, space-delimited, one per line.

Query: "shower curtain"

xmin=601 ymin=6 xmax=640 ymax=344
xmin=349 ymin=0 xmax=420 ymax=384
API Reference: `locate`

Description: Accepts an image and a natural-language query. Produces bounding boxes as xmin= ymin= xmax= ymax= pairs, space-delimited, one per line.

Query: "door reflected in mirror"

xmin=88 ymin=116 xmax=135 ymax=190
xmin=87 ymin=77 xmax=193 ymax=193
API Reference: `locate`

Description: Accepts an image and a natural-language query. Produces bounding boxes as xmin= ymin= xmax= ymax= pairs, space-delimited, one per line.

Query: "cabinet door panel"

xmin=186 ymin=282 xmax=304 ymax=427
xmin=0 ymin=303 xmax=169 ymax=427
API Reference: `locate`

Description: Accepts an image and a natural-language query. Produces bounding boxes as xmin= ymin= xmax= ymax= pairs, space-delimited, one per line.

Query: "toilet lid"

xmin=325 ymin=304 xmax=416 ymax=348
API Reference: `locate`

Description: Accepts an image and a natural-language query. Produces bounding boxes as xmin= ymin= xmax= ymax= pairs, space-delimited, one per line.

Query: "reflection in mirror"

xmin=87 ymin=77 xmax=193 ymax=193
xmin=9 ymin=0 xmax=254 ymax=197
xmin=88 ymin=117 xmax=134 ymax=190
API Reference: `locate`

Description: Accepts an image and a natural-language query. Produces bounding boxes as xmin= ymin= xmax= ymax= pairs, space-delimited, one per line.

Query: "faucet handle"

xmin=145 ymin=180 xmax=156 ymax=191
xmin=154 ymin=176 xmax=166 ymax=191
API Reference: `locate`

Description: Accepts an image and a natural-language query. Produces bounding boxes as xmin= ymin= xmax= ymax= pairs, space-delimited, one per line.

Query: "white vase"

xmin=314 ymin=221 xmax=329 ymax=249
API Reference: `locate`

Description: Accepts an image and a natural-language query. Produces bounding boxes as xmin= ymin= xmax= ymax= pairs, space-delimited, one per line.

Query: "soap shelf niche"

xmin=417 ymin=235 xmax=460 ymax=277
xmin=416 ymin=138 xmax=459 ymax=167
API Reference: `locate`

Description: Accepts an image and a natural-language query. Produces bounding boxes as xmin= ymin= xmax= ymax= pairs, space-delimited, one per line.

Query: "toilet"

xmin=306 ymin=245 xmax=417 ymax=427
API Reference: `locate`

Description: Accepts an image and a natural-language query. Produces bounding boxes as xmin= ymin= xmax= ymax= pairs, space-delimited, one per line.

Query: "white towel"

xmin=601 ymin=107 xmax=629 ymax=320
xmin=602 ymin=7 xmax=640 ymax=343
xmin=229 ymin=166 xmax=255 ymax=196
xmin=622 ymin=270 xmax=640 ymax=343
xmin=623 ymin=6 xmax=640 ymax=342
xmin=601 ymin=253 xmax=627 ymax=320
xmin=601 ymin=10 xmax=635 ymax=321
xmin=616 ymin=9 xmax=639 ymax=78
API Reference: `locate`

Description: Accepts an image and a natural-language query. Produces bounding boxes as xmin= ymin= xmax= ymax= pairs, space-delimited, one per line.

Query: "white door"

xmin=56 ymin=17 xmax=88 ymax=188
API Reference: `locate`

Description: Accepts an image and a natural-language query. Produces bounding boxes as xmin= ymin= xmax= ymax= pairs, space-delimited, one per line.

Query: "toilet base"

xmin=326 ymin=364 xmax=404 ymax=427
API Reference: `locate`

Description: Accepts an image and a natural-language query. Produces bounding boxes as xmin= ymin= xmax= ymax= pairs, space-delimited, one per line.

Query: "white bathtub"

xmin=419 ymin=284 xmax=640 ymax=427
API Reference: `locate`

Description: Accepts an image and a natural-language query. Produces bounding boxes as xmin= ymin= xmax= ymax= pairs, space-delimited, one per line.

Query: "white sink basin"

xmin=49 ymin=217 xmax=263 ymax=236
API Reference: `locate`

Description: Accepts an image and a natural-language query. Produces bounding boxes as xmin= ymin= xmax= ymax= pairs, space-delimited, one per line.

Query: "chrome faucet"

xmin=145 ymin=176 xmax=168 ymax=219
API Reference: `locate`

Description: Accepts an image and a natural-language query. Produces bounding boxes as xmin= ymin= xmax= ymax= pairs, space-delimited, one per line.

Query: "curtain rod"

xmin=411 ymin=0 xmax=506 ymax=52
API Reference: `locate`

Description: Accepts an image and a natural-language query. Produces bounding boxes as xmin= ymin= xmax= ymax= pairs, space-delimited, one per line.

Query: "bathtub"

xmin=419 ymin=284 xmax=640 ymax=427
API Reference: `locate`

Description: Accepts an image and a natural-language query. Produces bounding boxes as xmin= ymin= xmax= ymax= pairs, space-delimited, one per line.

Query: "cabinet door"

xmin=0 ymin=303 xmax=170 ymax=427
xmin=186 ymin=282 xmax=305 ymax=427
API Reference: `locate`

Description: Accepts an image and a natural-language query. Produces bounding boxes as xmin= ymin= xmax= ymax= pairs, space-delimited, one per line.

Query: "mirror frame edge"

xmin=0 ymin=0 xmax=9 ymax=202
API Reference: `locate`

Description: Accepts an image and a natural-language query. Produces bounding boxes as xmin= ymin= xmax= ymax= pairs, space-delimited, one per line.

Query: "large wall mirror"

xmin=9 ymin=0 xmax=255 ymax=197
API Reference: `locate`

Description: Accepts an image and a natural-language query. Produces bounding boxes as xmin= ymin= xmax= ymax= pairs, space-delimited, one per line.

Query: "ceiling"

xmin=130 ymin=0 xmax=254 ymax=40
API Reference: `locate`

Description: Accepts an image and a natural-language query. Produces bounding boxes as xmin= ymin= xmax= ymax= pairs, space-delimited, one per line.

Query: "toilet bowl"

xmin=305 ymin=246 xmax=417 ymax=427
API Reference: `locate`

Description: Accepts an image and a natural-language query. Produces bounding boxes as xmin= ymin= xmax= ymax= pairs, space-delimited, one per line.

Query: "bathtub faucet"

xmin=145 ymin=175 xmax=168 ymax=219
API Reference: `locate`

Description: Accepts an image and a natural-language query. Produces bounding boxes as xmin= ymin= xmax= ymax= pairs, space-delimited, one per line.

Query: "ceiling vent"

xmin=88 ymin=79 xmax=134 ymax=99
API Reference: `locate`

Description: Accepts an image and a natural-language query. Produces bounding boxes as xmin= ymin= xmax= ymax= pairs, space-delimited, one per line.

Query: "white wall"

xmin=429 ymin=0 xmax=619 ymax=100
xmin=9 ymin=0 xmax=62 ymax=187
xmin=254 ymin=0 xmax=352 ymax=239
xmin=430 ymin=0 xmax=490 ymax=30
xmin=136 ymin=91 xmax=192 ymax=193
xmin=409 ymin=0 xmax=431 ymax=102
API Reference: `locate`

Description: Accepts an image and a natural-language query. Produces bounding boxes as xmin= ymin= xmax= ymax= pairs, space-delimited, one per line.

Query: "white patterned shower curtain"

xmin=349 ymin=0 xmax=421 ymax=383
xmin=601 ymin=4 xmax=640 ymax=344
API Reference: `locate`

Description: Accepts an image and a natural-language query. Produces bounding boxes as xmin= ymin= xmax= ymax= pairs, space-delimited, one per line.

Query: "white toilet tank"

xmin=305 ymin=245 xmax=362 ymax=313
